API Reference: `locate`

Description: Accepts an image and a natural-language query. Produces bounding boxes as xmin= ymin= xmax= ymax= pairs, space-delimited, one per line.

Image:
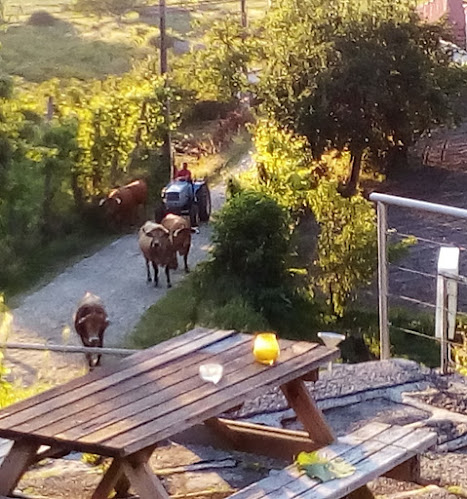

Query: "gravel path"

xmin=4 ymin=152 xmax=253 ymax=386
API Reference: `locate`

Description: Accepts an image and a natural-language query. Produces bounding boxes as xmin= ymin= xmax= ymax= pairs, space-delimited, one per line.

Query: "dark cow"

xmin=99 ymin=179 xmax=148 ymax=227
xmin=74 ymin=292 xmax=109 ymax=369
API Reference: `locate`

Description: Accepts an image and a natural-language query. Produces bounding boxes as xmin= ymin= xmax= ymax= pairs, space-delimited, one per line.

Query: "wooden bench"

xmin=228 ymin=422 xmax=437 ymax=499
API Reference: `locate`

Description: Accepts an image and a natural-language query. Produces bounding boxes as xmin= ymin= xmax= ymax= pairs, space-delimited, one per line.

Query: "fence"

xmin=370 ymin=192 xmax=467 ymax=373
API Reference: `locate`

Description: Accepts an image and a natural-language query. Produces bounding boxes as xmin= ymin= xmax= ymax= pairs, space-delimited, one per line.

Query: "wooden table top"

xmin=0 ymin=328 xmax=338 ymax=458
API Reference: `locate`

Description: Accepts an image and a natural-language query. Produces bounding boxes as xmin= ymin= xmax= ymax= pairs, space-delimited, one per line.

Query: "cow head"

xmin=144 ymin=225 xmax=170 ymax=249
xmin=77 ymin=312 xmax=109 ymax=347
xmin=99 ymin=196 xmax=122 ymax=218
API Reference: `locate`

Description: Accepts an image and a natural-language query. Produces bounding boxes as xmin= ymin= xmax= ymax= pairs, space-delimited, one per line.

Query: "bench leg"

xmin=348 ymin=485 xmax=375 ymax=499
xmin=385 ymin=455 xmax=420 ymax=482
xmin=281 ymin=379 xmax=334 ymax=446
xmin=0 ymin=440 xmax=39 ymax=495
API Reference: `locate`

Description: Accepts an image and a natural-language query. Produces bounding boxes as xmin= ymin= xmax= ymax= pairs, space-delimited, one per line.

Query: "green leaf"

xmin=295 ymin=452 xmax=355 ymax=482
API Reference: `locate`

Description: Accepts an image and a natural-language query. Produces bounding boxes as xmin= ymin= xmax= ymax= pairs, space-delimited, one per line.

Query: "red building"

xmin=417 ymin=0 xmax=467 ymax=48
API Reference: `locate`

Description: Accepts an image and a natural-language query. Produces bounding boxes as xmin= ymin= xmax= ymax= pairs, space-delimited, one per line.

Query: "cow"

xmin=73 ymin=292 xmax=109 ymax=370
xmin=161 ymin=213 xmax=195 ymax=273
xmin=138 ymin=221 xmax=177 ymax=288
xmin=99 ymin=179 xmax=147 ymax=228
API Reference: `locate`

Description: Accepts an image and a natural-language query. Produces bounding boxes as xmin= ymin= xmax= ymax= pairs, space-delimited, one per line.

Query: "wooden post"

xmin=377 ymin=201 xmax=390 ymax=360
xmin=46 ymin=96 xmax=54 ymax=121
xmin=240 ymin=0 xmax=247 ymax=28
xmin=159 ymin=0 xmax=172 ymax=176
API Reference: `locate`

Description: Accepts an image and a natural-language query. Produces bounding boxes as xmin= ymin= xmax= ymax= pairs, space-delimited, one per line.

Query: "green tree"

xmin=239 ymin=120 xmax=377 ymax=316
xmin=174 ymin=16 xmax=259 ymax=102
xmin=260 ymin=0 xmax=466 ymax=194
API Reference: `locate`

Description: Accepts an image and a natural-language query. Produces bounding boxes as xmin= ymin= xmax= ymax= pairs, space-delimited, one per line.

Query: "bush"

xmin=183 ymin=100 xmax=237 ymax=123
xmin=211 ymin=191 xmax=291 ymax=289
xmin=28 ymin=11 xmax=59 ymax=26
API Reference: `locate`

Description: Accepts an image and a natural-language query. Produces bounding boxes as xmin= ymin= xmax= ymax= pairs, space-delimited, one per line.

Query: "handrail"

xmin=369 ymin=192 xmax=467 ymax=219
xmin=0 ymin=342 xmax=140 ymax=356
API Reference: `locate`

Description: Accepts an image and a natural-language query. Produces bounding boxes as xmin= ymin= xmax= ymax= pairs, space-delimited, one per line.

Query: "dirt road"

xmin=4 ymin=152 xmax=253 ymax=386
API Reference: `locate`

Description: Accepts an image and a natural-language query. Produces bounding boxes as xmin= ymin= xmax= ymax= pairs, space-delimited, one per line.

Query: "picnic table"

xmin=0 ymin=327 xmax=339 ymax=499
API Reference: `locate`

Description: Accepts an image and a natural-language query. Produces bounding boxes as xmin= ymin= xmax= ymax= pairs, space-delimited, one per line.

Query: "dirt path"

xmin=4 ymin=152 xmax=253 ymax=386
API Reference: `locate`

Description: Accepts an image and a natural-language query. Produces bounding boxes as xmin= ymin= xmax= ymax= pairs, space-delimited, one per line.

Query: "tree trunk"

xmin=41 ymin=162 xmax=53 ymax=239
xmin=343 ymin=148 xmax=363 ymax=197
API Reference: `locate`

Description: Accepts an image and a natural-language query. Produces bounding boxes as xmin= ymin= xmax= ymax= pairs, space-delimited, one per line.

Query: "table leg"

xmin=91 ymin=458 xmax=124 ymax=499
xmin=121 ymin=460 xmax=169 ymax=499
xmin=281 ymin=378 xmax=334 ymax=446
xmin=114 ymin=474 xmax=131 ymax=498
xmin=0 ymin=440 xmax=39 ymax=495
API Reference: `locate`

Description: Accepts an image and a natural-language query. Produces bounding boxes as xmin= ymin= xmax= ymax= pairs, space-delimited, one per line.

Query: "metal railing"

xmin=369 ymin=192 xmax=467 ymax=372
xmin=0 ymin=342 xmax=140 ymax=356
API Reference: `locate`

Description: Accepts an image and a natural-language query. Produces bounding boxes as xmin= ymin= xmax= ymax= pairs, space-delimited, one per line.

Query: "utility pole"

xmin=159 ymin=0 xmax=173 ymax=177
xmin=159 ymin=0 xmax=168 ymax=74
xmin=240 ymin=0 xmax=247 ymax=28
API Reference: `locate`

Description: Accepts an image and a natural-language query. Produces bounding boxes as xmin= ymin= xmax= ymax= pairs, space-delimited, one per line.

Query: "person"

xmin=175 ymin=162 xmax=192 ymax=182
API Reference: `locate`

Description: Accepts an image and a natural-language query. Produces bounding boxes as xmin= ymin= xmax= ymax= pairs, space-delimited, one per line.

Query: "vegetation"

xmin=238 ymin=120 xmax=377 ymax=316
xmin=0 ymin=0 xmax=463 ymax=374
xmin=173 ymin=16 xmax=259 ymax=102
xmin=0 ymin=67 xmax=177 ymax=297
xmin=73 ymin=0 xmax=147 ymax=18
xmin=0 ymin=297 xmax=50 ymax=406
xmin=259 ymin=0 xmax=467 ymax=194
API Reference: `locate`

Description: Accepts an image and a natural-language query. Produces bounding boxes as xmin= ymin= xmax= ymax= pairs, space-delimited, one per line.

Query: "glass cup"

xmin=253 ymin=332 xmax=280 ymax=366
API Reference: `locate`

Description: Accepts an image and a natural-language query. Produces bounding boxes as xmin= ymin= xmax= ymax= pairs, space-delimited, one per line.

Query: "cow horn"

xmin=98 ymin=198 xmax=106 ymax=207
xmin=77 ymin=315 xmax=90 ymax=325
xmin=176 ymin=227 xmax=192 ymax=237
xmin=115 ymin=197 xmax=122 ymax=205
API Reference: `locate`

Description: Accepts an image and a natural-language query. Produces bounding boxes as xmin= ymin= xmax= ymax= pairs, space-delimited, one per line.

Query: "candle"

xmin=253 ymin=332 xmax=280 ymax=365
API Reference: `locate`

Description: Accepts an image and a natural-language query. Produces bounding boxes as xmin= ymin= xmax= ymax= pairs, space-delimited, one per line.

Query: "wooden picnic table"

xmin=0 ymin=327 xmax=339 ymax=499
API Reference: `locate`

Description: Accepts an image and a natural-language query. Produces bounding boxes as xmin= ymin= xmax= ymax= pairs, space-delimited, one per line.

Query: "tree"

xmin=260 ymin=0 xmax=466 ymax=194
xmin=173 ymin=16 xmax=259 ymax=102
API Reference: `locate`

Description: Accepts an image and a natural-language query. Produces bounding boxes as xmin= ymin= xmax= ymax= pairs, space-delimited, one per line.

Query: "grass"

xmin=126 ymin=271 xmax=270 ymax=349
xmin=1 ymin=0 xmax=269 ymax=82
xmin=4 ymin=228 xmax=117 ymax=304
xmin=0 ymin=20 xmax=146 ymax=81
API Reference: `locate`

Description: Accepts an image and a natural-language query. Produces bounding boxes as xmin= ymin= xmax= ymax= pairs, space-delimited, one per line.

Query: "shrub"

xmin=28 ymin=11 xmax=59 ymax=26
xmin=211 ymin=190 xmax=291 ymax=289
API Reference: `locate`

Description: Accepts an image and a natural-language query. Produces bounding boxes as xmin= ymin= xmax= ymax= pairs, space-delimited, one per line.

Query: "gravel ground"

xmin=235 ymin=358 xmax=432 ymax=418
xmin=3 ymin=152 xmax=253 ymax=386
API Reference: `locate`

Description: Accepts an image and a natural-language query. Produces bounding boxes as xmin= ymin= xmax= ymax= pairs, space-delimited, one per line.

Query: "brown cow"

xmin=73 ymin=292 xmax=109 ymax=370
xmin=99 ymin=179 xmax=147 ymax=227
xmin=161 ymin=213 xmax=195 ymax=273
xmin=138 ymin=221 xmax=177 ymax=288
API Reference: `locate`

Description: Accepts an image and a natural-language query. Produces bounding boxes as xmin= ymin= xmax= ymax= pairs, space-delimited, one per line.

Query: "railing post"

xmin=377 ymin=201 xmax=390 ymax=360
xmin=436 ymin=247 xmax=459 ymax=374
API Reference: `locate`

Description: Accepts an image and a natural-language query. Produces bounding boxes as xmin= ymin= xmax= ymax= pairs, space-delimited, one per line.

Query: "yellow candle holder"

xmin=253 ymin=332 xmax=280 ymax=366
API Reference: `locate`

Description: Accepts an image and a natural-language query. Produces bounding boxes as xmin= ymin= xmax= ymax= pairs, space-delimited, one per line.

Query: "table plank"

xmin=0 ymin=327 xmax=214 ymax=422
xmin=79 ymin=341 xmax=319 ymax=447
xmin=15 ymin=334 xmax=250 ymax=435
xmin=0 ymin=329 xmax=235 ymax=429
xmin=31 ymin=335 xmax=253 ymax=438
xmin=114 ymin=344 xmax=337 ymax=456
